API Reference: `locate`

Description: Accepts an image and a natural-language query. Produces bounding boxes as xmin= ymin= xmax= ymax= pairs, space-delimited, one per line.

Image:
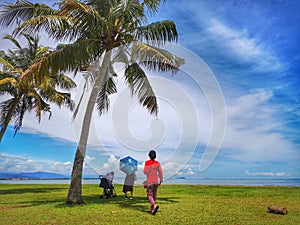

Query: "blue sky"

xmin=0 ymin=0 xmax=299 ymax=182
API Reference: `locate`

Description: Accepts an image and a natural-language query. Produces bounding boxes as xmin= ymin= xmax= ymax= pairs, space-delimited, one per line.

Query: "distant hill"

xmin=0 ymin=171 xmax=69 ymax=179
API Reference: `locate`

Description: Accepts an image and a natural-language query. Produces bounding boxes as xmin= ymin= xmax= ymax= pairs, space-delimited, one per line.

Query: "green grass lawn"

xmin=0 ymin=184 xmax=299 ymax=225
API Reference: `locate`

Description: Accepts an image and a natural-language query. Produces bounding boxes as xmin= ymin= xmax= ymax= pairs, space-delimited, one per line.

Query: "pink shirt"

xmin=143 ymin=159 xmax=163 ymax=184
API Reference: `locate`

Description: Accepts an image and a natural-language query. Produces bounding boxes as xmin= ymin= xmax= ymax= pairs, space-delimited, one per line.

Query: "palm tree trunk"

xmin=0 ymin=94 xmax=22 ymax=142
xmin=66 ymin=50 xmax=112 ymax=204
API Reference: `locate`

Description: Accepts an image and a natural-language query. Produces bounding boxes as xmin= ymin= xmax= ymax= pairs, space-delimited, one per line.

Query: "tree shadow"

xmin=8 ymin=198 xmax=68 ymax=208
xmin=0 ymin=186 xmax=68 ymax=208
xmin=64 ymin=193 xmax=180 ymax=214
xmin=1 ymin=185 xmax=179 ymax=213
xmin=0 ymin=187 xmax=67 ymax=195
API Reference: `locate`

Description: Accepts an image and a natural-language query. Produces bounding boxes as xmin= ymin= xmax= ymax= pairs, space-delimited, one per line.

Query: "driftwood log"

xmin=267 ymin=206 xmax=288 ymax=215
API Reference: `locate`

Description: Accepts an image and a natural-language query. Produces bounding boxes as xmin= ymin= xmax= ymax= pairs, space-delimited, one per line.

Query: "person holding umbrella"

xmin=143 ymin=150 xmax=163 ymax=215
xmin=119 ymin=156 xmax=138 ymax=199
xmin=122 ymin=172 xmax=137 ymax=199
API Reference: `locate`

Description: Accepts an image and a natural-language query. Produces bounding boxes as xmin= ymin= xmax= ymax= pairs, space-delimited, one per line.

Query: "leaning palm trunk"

xmin=67 ymin=50 xmax=112 ymax=204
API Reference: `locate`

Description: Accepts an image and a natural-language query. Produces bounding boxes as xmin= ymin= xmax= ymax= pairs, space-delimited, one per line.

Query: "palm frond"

xmin=51 ymin=73 xmax=77 ymax=90
xmin=0 ymin=57 xmax=15 ymax=71
xmin=96 ymin=61 xmax=117 ymax=116
xmin=2 ymin=34 xmax=22 ymax=49
xmin=112 ymin=45 xmax=130 ymax=64
xmin=0 ymin=95 xmax=25 ymax=138
xmin=14 ymin=15 xmax=79 ymax=41
xmin=96 ymin=76 xmax=117 ymax=116
xmin=37 ymin=76 xmax=75 ymax=110
xmin=0 ymin=77 xmax=18 ymax=86
xmin=141 ymin=0 xmax=166 ymax=15
xmin=0 ymin=74 xmax=17 ymax=96
xmin=0 ymin=98 xmax=14 ymax=124
xmin=26 ymin=90 xmax=51 ymax=122
xmin=72 ymin=72 xmax=94 ymax=121
xmin=12 ymin=97 xmax=27 ymax=137
xmin=112 ymin=0 xmax=144 ymax=23
xmin=58 ymin=0 xmax=103 ymax=39
xmin=132 ymin=41 xmax=185 ymax=74
xmin=0 ymin=0 xmax=58 ymax=28
xmin=136 ymin=20 xmax=178 ymax=45
xmin=59 ymin=0 xmax=95 ymax=14
xmin=21 ymin=40 xmax=101 ymax=83
xmin=124 ymin=63 xmax=158 ymax=116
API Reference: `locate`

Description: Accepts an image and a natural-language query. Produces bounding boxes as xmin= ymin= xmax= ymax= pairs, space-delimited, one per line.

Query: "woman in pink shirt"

xmin=143 ymin=150 xmax=163 ymax=215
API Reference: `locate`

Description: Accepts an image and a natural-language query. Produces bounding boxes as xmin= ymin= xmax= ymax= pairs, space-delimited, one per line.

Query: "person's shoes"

xmin=129 ymin=196 xmax=133 ymax=200
xmin=151 ymin=205 xmax=159 ymax=215
xmin=150 ymin=205 xmax=154 ymax=213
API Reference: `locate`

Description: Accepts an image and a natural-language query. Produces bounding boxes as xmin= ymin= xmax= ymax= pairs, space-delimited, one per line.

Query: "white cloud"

xmin=87 ymin=154 xmax=119 ymax=176
xmin=208 ymin=19 xmax=260 ymax=57
xmin=245 ymin=170 xmax=287 ymax=177
xmin=207 ymin=19 xmax=283 ymax=72
xmin=85 ymin=155 xmax=95 ymax=164
xmin=187 ymin=168 xmax=194 ymax=175
xmin=172 ymin=2 xmax=284 ymax=74
xmin=0 ymin=153 xmax=72 ymax=175
xmin=222 ymin=89 xmax=299 ymax=163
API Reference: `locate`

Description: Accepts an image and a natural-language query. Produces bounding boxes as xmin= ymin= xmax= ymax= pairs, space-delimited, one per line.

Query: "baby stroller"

xmin=99 ymin=174 xmax=116 ymax=198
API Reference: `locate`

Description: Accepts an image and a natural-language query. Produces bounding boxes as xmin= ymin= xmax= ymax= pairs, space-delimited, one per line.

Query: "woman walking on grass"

xmin=143 ymin=150 xmax=163 ymax=215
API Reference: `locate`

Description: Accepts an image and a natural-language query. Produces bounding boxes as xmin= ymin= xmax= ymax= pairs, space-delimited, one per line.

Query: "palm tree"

xmin=0 ymin=33 xmax=76 ymax=142
xmin=0 ymin=0 xmax=184 ymax=204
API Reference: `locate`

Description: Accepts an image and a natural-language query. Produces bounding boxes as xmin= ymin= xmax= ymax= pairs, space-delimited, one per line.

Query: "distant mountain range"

xmin=0 ymin=171 xmax=70 ymax=180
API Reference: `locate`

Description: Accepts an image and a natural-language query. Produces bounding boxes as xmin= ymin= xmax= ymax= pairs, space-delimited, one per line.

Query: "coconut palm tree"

xmin=0 ymin=33 xmax=76 ymax=142
xmin=0 ymin=0 xmax=184 ymax=204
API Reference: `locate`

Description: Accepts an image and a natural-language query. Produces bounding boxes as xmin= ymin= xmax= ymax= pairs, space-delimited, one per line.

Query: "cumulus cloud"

xmin=187 ymin=168 xmax=194 ymax=175
xmin=0 ymin=153 xmax=72 ymax=175
xmin=82 ymin=154 xmax=148 ymax=183
xmin=172 ymin=165 xmax=197 ymax=178
xmin=85 ymin=155 xmax=96 ymax=164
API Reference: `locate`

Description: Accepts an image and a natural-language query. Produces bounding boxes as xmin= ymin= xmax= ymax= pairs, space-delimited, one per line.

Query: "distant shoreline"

xmin=1 ymin=177 xmax=299 ymax=187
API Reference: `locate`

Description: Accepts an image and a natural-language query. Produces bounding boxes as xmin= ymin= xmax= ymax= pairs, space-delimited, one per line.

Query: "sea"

xmin=1 ymin=178 xmax=300 ymax=187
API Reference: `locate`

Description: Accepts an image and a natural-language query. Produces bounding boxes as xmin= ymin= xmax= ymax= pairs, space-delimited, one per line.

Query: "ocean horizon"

xmin=1 ymin=177 xmax=299 ymax=187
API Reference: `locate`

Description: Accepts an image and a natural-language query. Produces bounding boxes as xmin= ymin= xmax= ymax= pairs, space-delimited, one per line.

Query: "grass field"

xmin=0 ymin=183 xmax=299 ymax=225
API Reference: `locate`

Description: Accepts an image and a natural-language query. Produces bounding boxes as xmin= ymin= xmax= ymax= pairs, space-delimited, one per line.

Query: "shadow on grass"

xmin=1 ymin=185 xmax=179 ymax=214
xmin=3 ymin=198 xmax=69 ymax=209
xmin=118 ymin=196 xmax=179 ymax=214
xmin=55 ymin=194 xmax=179 ymax=214
xmin=0 ymin=187 xmax=67 ymax=195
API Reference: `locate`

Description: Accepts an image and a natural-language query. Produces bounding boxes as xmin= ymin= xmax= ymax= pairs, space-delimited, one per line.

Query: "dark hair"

xmin=148 ymin=150 xmax=156 ymax=160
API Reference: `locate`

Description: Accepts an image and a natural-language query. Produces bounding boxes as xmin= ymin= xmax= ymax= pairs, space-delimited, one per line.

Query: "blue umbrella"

xmin=119 ymin=156 xmax=138 ymax=175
